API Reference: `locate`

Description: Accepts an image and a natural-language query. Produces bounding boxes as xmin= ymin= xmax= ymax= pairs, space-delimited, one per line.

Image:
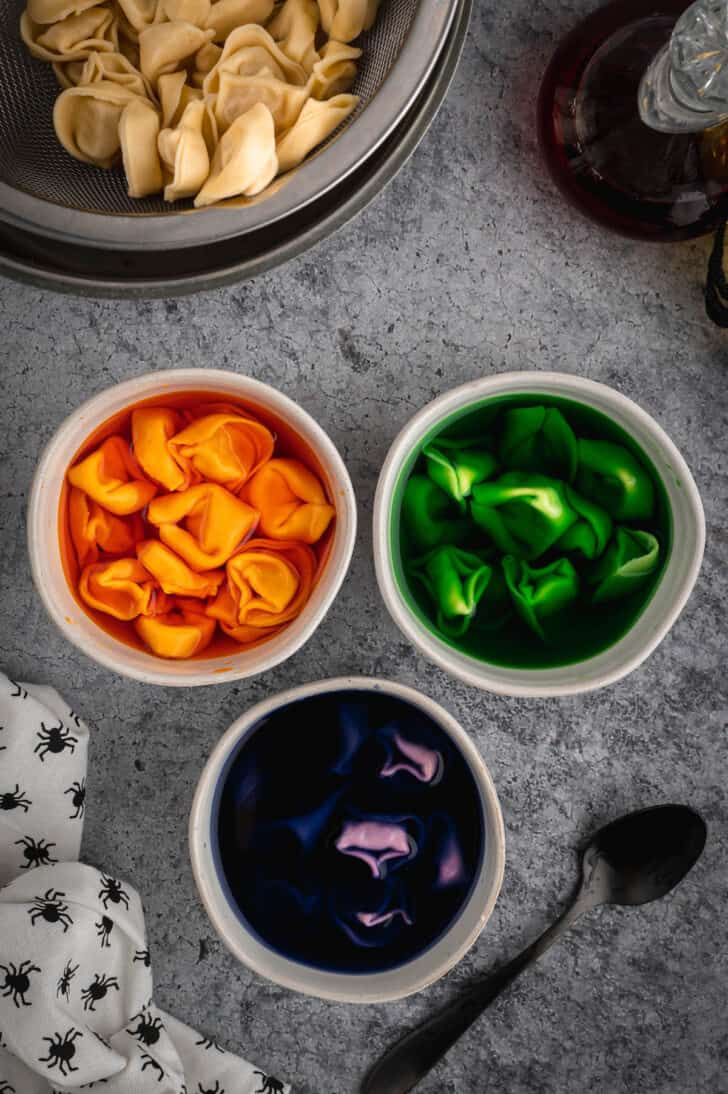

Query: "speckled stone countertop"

xmin=1 ymin=1 xmax=727 ymax=1090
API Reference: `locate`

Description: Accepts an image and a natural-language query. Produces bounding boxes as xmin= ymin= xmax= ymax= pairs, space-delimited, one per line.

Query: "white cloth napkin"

xmin=0 ymin=672 xmax=291 ymax=1094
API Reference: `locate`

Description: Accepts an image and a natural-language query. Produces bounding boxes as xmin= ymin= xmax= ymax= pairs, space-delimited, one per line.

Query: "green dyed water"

xmin=391 ymin=393 xmax=672 ymax=670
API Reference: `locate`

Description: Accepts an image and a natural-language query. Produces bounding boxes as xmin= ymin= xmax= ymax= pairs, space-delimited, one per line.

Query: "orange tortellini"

xmin=64 ymin=399 xmax=334 ymax=659
xmin=21 ymin=0 xmax=369 ymax=204
xmin=242 ymin=457 xmax=335 ymax=542
xmin=207 ymin=537 xmax=316 ymax=641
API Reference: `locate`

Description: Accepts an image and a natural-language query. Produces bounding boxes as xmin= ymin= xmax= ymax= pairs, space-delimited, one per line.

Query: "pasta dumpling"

xmin=119 ymin=97 xmax=164 ymax=196
xmin=79 ymin=557 xmax=169 ymax=620
xmin=53 ymin=80 xmax=141 ymax=167
xmin=158 ymin=68 xmax=202 ymax=126
xmin=158 ymin=98 xmax=215 ymax=200
xmin=159 ymin=0 xmax=211 ymax=25
xmin=213 ymin=68 xmax=307 ymax=132
xmin=206 ymin=537 xmax=316 ymax=641
xmin=267 ymin=0 xmax=319 ymax=72
xmin=136 ymin=540 xmax=225 ymax=597
xmin=68 ymin=487 xmax=143 ymax=567
xmin=242 ymin=457 xmax=335 ymax=543
xmin=308 ymin=38 xmax=360 ymax=99
xmin=139 ymin=19 xmax=214 ymax=85
xmin=135 ymin=600 xmax=217 ymax=656
xmin=276 ymin=91 xmax=356 ymax=172
xmin=21 ymin=6 xmax=118 ymax=62
xmin=317 ymin=0 xmax=379 ymax=41
xmin=166 ymin=409 xmax=274 ymax=488
xmin=204 ymin=0 xmax=273 ymax=40
xmin=27 ymin=0 xmax=100 ymax=25
xmin=67 ymin=433 xmax=158 ymax=511
xmin=203 ymin=23 xmax=307 ymax=91
xmin=147 ymin=482 xmax=259 ymax=570
xmin=195 ymin=101 xmax=277 ymax=204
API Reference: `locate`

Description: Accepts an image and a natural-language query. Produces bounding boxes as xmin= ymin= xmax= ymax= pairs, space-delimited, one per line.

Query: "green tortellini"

xmin=423 ymin=440 xmax=497 ymax=508
xmin=399 ymin=399 xmax=665 ymax=653
xmin=589 ymin=528 xmax=661 ymax=603
xmin=502 ymin=555 xmax=580 ymax=639
xmin=499 ymin=406 xmax=577 ymax=481
xmin=408 ymin=545 xmax=503 ymax=636
xmin=575 ymin=439 xmax=655 ymax=520
xmin=555 ymin=486 xmax=612 ymax=559
xmin=401 ymin=475 xmax=471 ymax=552
xmin=470 ymin=472 xmax=578 ymax=560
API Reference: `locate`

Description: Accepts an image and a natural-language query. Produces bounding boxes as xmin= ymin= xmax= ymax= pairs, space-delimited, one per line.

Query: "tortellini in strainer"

xmin=21 ymin=0 xmax=372 ymax=205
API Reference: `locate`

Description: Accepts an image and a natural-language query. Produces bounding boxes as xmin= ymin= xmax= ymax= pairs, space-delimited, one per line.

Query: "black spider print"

xmin=64 ymin=779 xmax=86 ymax=819
xmin=0 ymin=1081 xmax=15 ymax=1093
xmin=80 ymin=973 xmax=119 ymax=1012
xmin=93 ymin=1030 xmax=112 ymax=1050
xmin=198 ymin=1083 xmax=224 ymax=1094
xmin=254 ymin=1072 xmax=285 ymax=1094
xmin=35 ymin=721 xmax=77 ymax=762
xmin=140 ymin=1053 xmax=165 ymax=1081
xmin=96 ymin=916 xmax=114 ymax=948
xmin=38 ymin=1027 xmax=82 ymax=1076
xmin=133 ymin=947 xmax=151 ymax=967
xmin=99 ymin=875 xmax=130 ymax=910
xmin=0 ymin=785 xmax=31 ymax=812
xmin=29 ymin=889 xmax=73 ymax=931
xmin=56 ymin=961 xmax=79 ymax=1000
xmin=67 ymin=710 xmax=82 ymax=728
xmin=0 ymin=960 xmax=41 ymax=1007
xmin=15 ymin=836 xmax=57 ymax=869
xmin=127 ymin=1010 xmax=163 ymax=1046
xmin=196 ymin=1035 xmax=224 ymax=1053
xmin=9 ymin=681 xmax=27 ymax=699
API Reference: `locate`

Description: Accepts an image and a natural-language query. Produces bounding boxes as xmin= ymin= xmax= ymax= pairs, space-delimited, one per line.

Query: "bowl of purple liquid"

xmin=189 ymin=677 xmax=505 ymax=1002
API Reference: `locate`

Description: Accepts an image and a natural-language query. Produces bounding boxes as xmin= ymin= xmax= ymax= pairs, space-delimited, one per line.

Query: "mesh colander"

xmin=0 ymin=0 xmax=458 ymax=248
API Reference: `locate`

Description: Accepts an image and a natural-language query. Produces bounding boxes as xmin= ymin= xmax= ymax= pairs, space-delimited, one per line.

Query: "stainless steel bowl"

xmin=0 ymin=0 xmax=459 ymax=249
xmin=0 ymin=0 xmax=470 ymax=295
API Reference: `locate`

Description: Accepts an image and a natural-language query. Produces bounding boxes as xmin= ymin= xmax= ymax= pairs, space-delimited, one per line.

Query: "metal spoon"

xmin=362 ymin=804 xmax=707 ymax=1094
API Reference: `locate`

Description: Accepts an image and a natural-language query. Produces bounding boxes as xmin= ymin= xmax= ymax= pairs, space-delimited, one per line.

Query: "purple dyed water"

xmin=215 ymin=689 xmax=485 ymax=973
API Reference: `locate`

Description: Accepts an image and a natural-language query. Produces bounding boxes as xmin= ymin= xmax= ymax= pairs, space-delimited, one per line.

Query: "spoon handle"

xmin=361 ymin=897 xmax=588 ymax=1094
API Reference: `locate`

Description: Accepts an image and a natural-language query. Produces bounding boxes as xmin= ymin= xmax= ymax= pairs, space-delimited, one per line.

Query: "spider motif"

xmin=0 ymin=1081 xmax=15 ymax=1093
xmin=56 ymin=961 xmax=79 ymax=1000
xmin=0 ymin=785 xmax=31 ymax=812
xmin=127 ymin=1011 xmax=163 ymax=1046
xmin=254 ymin=1072 xmax=285 ymax=1094
xmin=196 ymin=1035 xmax=224 ymax=1053
xmin=29 ymin=890 xmax=73 ymax=932
xmin=141 ymin=1053 xmax=165 ymax=1081
xmin=15 ymin=836 xmax=57 ymax=869
xmin=80 ymin=973 xmax=119 ymax=1012
xmin=99 ymin=875 xmax=130 ymax=910
xmin=96 ymin=916 xmax=114 ymax=948
xmin=197 ymin=1083 xmax=224 ymax=1094
xmin=34 ymin=721 xmax=77 ymax=762
xmin=64 ymin=779 xmax=86 ymax=820
xmin=67 ymin=710 xmax=82 ymax=728
xmin=133 ymin=948 xmax=151 ymax=967
xmin=9 ymin=681 xmax=27 ymax=699
xmin=38 ymin=1027 xmax=82 ymax=1076
xmin=0 ymin=960 xmax=41 ymax=1008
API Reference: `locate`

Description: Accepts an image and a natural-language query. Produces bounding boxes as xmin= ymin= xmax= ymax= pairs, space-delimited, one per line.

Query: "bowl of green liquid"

xmin=373 ymin=372 xmax=705 ymax=696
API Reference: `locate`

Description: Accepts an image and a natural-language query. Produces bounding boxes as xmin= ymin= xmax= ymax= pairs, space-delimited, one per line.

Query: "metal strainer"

xmin=0 ymin=0 xmax=458 ymax=248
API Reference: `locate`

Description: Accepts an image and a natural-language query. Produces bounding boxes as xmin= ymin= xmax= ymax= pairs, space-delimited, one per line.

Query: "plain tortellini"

xmin=21 ymin=0 xmax=376 ymax=205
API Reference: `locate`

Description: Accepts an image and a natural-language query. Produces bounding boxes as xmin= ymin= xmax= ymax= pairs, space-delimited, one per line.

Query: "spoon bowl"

xmin=582 ymin=804 xmax=708 ymax=908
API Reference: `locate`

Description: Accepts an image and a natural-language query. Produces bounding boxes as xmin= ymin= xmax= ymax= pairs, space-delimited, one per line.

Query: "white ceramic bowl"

xmin=373 ymin=371 xmax=705 ymax=698
xmin=28 ymin=368 xmax=357 ymax=687
xmin=189 ymin=676 xmax=506 ymax=1003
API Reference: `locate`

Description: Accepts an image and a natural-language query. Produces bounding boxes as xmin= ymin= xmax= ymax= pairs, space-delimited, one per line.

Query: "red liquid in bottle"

xmin=537 ymin=0 xmax=728 ymax=240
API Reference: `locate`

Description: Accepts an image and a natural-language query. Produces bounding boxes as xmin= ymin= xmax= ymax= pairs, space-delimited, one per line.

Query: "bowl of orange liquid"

xmin=28 ymin=369 xmax=357 ymax=686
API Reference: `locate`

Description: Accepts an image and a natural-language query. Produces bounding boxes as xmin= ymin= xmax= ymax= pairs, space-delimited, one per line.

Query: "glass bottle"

xmin=537 ymin=0 xmax=728 ymax=241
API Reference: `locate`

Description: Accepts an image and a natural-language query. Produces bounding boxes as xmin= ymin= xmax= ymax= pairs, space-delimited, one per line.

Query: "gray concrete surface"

xmin=1 ymin=0 xmax=727 ymax=1090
